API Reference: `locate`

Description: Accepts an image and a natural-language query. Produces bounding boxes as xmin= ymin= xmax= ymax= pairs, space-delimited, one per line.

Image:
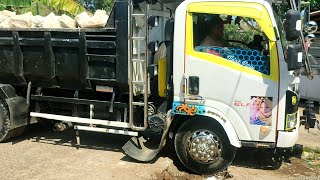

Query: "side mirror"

xmin=284 ymin=10 xmax=301 ymax=41
xmin=287 ymin=43 xmax=302 ymax=71
xmin=188 ymin=76 xmax=199 ymax=95
xmin=304 ymin=21 xmax=318 ymax=34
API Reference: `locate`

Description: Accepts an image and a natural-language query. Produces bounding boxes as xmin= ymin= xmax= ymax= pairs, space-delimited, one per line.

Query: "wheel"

xmin=0 ymin=101 xmax=11 ymax=142
xmin=0 ymin=101 xmax=26 ymax=142
xmin=174 ymin=117 xmax=237 ymax=174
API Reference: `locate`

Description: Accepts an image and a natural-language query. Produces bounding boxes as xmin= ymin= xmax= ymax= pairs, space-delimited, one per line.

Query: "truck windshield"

xmin=193 ymin=13 xmax=271 ymax=75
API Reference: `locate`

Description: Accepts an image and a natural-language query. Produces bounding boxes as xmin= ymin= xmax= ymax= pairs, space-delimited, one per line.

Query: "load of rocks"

xmin=0 ymin=10 xmax=109 ymax=29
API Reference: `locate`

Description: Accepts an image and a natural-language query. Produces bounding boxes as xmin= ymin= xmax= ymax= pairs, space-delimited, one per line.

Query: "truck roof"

xmin=169 ymin=0 xmax=273 ymax=9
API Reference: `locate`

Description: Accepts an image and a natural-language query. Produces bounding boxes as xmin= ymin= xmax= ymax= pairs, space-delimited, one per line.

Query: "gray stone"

xmin=0 ymin=10 xmax=16 ymax=17
xmin=75 ymin=11 xmax=91 ymax=28
xmin=0 ymin=15 xmax=7 ymax=24
xmin=0 ymin=18 xmax=10 ymax=28
xmin=9 ymin=12 xmax=33 ymax=28
xmin=0 ymin=10 xmax=107 ymax=29
xmin=75 ymin=10 xmax=108 ymax=28
xmin=32 ymin=15 xmax=45 ymax=28
xmin=91 ymin=10 xmax=108 ymax=27
xmin=0 ymin=10 xmax=16 ymax=24
xmin=42 ymin=13 xmax=62 ymax=28
xmin=59 ymin=14 xmax=77 ymax=28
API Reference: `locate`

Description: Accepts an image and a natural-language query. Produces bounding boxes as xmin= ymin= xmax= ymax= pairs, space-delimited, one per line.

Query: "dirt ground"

xmin=0 ymin=123 xmax=319 ymax=180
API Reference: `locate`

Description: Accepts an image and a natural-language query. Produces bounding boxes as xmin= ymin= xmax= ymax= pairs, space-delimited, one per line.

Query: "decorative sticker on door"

xmin=172 ymin=101 xmax=206 ymax=116
xmin=250 ymin=96 xmax=273 ymax=126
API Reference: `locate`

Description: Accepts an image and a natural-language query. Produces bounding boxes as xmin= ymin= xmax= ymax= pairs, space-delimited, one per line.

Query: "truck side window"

xmin=193 ymin=13 xmax=270 ymax=76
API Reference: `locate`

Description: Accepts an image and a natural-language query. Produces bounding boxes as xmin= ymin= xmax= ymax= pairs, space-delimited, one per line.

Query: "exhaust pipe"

xmin=54 ymin=122 xmax=73 ymax=132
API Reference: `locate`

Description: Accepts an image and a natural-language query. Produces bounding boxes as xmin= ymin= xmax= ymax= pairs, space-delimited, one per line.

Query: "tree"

xmin=75 ymin=0 xmax=115 ymax=13
xmin=224 ymin=18 xmax=261 ymax=49
xmin=0 ymin=0 xmax=32 ymax=10
xmin=0 ymin=0 xmax=85 ymax=16
xmin=34 ymin=0 xmax=86 ymax=15
xmin=94 ymin=0 xmax=115 ymax=12
xmin=310 ymin=0 xmax=320 ymax=12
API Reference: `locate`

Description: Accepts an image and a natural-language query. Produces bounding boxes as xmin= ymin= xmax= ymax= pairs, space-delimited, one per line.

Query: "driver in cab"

xmin=200 ymin=15 xmax=229 ymax=47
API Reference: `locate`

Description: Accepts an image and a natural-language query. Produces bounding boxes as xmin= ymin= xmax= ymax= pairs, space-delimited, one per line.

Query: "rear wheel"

xmin=0 ymin=101 xmax=25 ymax=142
xmin=0 ymin=102 xmax=11 ymax=142
xmin=174 ymin=117 xmax=237 ymax=174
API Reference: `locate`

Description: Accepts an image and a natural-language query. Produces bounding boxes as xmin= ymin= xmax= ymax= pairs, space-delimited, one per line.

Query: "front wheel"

xmin=174 ymin=117 xmax=237 ymax=174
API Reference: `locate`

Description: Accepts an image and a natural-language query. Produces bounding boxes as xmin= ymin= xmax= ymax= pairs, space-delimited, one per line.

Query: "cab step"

xmin=74 ymin=125 xmax=138 ymax=136
xmin=30 ymin=112 xmax=130 ymax=128
xmin=74 ymin=125 xmax=138 ymax=147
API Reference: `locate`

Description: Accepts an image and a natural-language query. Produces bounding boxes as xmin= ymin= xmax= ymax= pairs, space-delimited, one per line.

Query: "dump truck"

xmin=0 ymin=0 xmax=318 ymax=174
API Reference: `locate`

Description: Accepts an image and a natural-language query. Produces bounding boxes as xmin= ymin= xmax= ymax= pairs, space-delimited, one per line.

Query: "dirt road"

xmin=0 ymin=125 xmax=319 ymax=180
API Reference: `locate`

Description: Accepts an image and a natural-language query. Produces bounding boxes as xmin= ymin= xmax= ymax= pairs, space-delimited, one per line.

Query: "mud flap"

xmin=122 ymin=111 xmax=172 ymax=162
xmin=6 ymin=96 xmax=29 ymax=130
xmin=0 ymin=84 xmax=30 ymax=130
xmin=122 ymin=136 xmax=162 ymax=162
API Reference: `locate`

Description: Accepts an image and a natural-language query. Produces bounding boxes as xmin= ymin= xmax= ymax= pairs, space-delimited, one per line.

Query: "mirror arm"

xmin=299 ymin=32 xmax=313 ymax=80
xmin=288 ymin=0 xmax=298 ymax=11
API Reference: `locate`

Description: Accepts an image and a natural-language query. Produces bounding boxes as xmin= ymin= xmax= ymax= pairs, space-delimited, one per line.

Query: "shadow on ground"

xmin=158 ymin=141 xmax=291 ymax=177
xmin=10 ymin=124 xmax=131 ymax=153
xmin=231 ymin=147 xmax=283 ymax=170
xmin=9 ymin=125 xmax=296 ymax=177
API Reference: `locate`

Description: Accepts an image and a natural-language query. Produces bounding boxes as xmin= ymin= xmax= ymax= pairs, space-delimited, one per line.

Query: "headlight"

xmin=285 ymin=112 xmax=297 ymax=130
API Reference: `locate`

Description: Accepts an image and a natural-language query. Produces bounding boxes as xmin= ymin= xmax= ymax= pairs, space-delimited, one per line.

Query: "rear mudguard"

xmin=0 ymin=84 xmax=30 ymax=130
xmin=122 ymin=111 xmax=172 ymax=162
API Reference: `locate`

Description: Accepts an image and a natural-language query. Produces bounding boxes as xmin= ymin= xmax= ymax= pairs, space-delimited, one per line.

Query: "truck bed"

xmin=0 ymin=28 xmax=120 ymax=90
xmin=0 ymin=0 xmax=129 ymax=93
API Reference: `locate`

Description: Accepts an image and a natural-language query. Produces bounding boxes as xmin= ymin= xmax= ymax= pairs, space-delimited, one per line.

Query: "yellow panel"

xmin=185 ymin=2 xmax=279 ymax=82
xmin=158 ymin=58 xmax=167 ymax=97
xmin=187 ymin=2 xmax=276 ymax=41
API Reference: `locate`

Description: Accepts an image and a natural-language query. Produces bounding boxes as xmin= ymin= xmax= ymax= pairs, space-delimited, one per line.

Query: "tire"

xmin=174 ymin=117 xmax=237 ymax=174
xmin=0 ymin=102 xmax=12 ymax=142
xmin=0 ymin=101 xmax=26 ymax=142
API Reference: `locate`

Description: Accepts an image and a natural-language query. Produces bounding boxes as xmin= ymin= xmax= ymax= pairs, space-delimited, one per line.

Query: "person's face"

xmin=212 ymin=22 xmax=224 ymax=37
xmin=259 ymin=101 xmax=271 ymax=115
xmin=251 ymin=100 xmax=260 ymax=111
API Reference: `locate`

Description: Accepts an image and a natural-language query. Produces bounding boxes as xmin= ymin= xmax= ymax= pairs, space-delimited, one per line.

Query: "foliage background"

xmin=0 ymin=0 xmax=115 ymax=16
xmin=309 ymin=0 xmax=320 ymax=12
xmin=0 ymin=0 xmax=317 ymax=16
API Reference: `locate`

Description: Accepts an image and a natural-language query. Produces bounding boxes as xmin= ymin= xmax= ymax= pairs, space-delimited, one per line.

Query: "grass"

xmin=303 ymin=146 xmax=320 ymax=167
xmin=304 ymin=146 xmax=320 ymax=155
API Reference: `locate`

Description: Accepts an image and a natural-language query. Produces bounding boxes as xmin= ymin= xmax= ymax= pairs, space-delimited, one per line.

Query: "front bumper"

xmin=276 ymin=129 xmax=298 ymax=148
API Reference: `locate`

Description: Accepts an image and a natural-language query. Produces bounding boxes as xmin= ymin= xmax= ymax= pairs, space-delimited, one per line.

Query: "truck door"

xmin=184 ymin=2 xmax=279 ymax=142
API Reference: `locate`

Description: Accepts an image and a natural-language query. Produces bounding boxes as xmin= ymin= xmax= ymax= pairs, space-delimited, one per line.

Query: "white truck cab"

xmin=165 ymin=0 xmax=315 ymax=174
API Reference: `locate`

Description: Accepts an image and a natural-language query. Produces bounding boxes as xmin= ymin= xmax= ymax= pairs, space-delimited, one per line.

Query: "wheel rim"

xmin=188 ymin=129 xmax=222 ymax=164
xmin=0 ymin=116 xmax=3 ymax=130
xmin=0 ymin=105 xmax=4 ymax=131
